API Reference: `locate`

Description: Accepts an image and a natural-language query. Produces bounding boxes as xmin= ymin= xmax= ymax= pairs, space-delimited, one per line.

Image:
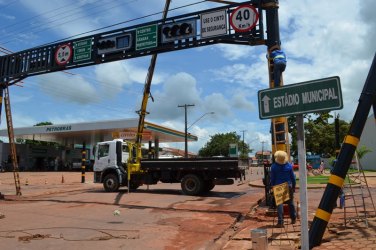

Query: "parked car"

xmin=293 ymin=163 xmax=312 ymax=171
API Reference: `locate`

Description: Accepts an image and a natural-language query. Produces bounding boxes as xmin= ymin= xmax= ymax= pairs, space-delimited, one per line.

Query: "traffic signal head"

xmin=179 ymin=23 xmax=192 ymax=35
xmin=161 ymin=19 xmax=196 ymax=43
xmin=97 ymin=40 xmax=115 ymax=50
xmin=96 ymin=34 xmax=132 ymax=54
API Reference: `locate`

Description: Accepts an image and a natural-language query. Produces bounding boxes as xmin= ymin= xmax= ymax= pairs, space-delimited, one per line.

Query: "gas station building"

xmin=0 ymin=118 xmax=197 ymax=171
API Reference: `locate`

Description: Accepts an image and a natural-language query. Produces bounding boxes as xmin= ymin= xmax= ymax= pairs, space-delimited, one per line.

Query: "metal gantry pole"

xmin=309 ymin=53 xmax=376 ymax=248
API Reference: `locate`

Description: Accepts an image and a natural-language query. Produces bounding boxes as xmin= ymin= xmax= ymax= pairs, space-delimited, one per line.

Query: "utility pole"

xmin=240 ymin=130 xmax=247 ymax=158
xmin=178 ymin=104 xmax=195 ymax=158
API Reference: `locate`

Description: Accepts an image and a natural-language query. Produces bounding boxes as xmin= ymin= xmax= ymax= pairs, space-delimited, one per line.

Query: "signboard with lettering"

xmin=200 ymin=9 xmax=227 ymax=38
xmin=229 ymin=143 xmax=238 ymax=157
xmin=73 ymin=38 xmax=92 ymax=62
xmin=136 ymin=24 xmax=158 ymax=51
xmin=229 ymin=4 xmax=259 ymax=32
xmin=272 ymin=182 xmax=290 ymax=206
xmin=112 ymin=131 xmax=152 ymax=140
xmin=258 ymin=76 xmax=343 ymax=119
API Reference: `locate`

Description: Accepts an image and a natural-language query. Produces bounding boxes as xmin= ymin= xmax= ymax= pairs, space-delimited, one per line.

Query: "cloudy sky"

xmin=0 ymin=0 xmax=375 ymax=154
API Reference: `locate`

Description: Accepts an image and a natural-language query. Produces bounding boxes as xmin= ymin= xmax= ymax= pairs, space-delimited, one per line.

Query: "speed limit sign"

xmin=54 ymin=43 xmax=72 ymax=65
xmin=230 ymin=4 xmax=259 ymax=32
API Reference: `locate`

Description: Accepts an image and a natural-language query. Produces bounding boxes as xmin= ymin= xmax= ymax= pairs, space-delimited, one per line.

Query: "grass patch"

xmin=297 ymin=175 xmax=353 ymax=184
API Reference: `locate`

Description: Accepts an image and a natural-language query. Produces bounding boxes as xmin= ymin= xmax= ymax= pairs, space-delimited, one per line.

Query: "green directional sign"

xmin=73 ymin=38 xmax=92 ymax=62
xmin=258 ymin=76 xmax=343 ymax=119
xmin=136 ymin=24 xmax=158 ymax=51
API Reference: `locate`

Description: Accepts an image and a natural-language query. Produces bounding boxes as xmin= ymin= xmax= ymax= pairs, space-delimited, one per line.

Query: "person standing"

xmin=269 ymin=48 xmax=287 ymax=87
xmin=319 ymin=160 xmax=325 ymax=174
xmin=270 ymin=150 xmax=297 ymax=227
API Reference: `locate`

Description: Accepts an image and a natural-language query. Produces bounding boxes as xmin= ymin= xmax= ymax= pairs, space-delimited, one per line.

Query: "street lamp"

xmin=187 ymin=112 xmax=215 ymax=131
xmin=180 ymin=111 xmax=214 ymax=158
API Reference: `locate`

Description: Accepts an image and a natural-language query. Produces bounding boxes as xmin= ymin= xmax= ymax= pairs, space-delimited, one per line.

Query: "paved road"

xmin=0 ymin=171 xmax=264 ymax=250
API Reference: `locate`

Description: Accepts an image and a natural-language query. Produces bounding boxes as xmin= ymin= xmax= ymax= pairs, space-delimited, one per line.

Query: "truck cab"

xmin=93 ymin=139 xmax=130 ymax=191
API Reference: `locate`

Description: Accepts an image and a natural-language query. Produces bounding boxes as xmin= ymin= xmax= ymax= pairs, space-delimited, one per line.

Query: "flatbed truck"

xmin=93 ymin=139 xmax=247 ymax=195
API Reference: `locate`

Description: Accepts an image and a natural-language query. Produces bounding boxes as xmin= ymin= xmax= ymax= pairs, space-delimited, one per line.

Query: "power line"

xmin=15 ymin=78 xmax=137 ymax=115
xmin=0 ymin=0 xmax=138 ymax=45
xmin=0 ymin=0 xmax=18 ymax=11
xmin=13 ymin=0 xmax=207 ymax=50
xmin=0 ymin=0 xmax=103 ymax=31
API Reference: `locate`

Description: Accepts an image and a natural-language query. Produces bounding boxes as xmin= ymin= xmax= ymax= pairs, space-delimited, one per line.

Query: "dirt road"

xmin=0 ymin=171 xmax=263 ymax=250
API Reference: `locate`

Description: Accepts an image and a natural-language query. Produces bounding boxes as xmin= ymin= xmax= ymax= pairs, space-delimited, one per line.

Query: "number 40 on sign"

xmin=230 ymin=4 xmax=259 ymax=32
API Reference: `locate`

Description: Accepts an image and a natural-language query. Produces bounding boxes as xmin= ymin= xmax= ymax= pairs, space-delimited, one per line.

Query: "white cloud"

xmin=214 ymin=44 xmax=257 ymax=61
xmin=203 ymin=93 xmax=232 ymax=117
xmin=148 ymin=72 xmax=202 ymax=120
xmin=36 ymin=73 xmax=99 ymax=104
xmin=0 ymin=13 xmax=15 ymax=20
xmin=277 ymin=0 xmax=376 ymax=121
xmin=231 ymin=91 xmax=255 ymax=111
xmin=95 ymin=61 xmax=165 ymax=98
xmin=0 ymin=112 xmax=37 ymax=129
xmin=18 ymin=0 xmax=97 ymax=38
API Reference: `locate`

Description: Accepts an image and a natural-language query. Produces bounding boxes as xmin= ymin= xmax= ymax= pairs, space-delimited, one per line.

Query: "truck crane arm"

xmin=128 ymin=0 xmax=171 ymax=177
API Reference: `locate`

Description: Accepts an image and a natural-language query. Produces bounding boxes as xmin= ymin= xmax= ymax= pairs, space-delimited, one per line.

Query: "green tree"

xmin=198 ymin=132 xmax=251 ymax=158
xmin=34 ymin=121 xmax=53 ymax=126
xmin=25 ymin=121 xmax=60 ymax=146
xmin=356 ymin=145 xmax=372 ymax=160
xmin=288 ymin=112 xmax=350 ymax=157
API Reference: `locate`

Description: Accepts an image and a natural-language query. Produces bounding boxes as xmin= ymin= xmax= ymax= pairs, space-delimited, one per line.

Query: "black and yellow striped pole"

xmin=0 ymin=86 xmax=3 ymax=121
xmin=309 ymin=53 xmax=376 ymax=248
xmin=81 ymin=142 xmax=86 ymax=183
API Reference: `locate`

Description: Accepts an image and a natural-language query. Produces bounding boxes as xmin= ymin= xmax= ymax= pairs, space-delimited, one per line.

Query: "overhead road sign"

xmin=230 ymin=4 xmax=259 ymax=32
xmin=258 ymin=76 xmax=343 ymax=119
xmin=200 ymin=9 xmax=227 ymax=39
xmin=54 ymin=44 xmax=72 ymax=65
xmin=136 ymin=24 xmax=158 ymax=51
xmin=0 ymin=1 xmax=263 ymax=83
xmin=73 ymin=38 xmax=92 ymax=63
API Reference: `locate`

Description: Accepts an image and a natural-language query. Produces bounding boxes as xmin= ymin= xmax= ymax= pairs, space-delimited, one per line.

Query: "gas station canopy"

xmin=0 ymin=118 xmax=198 ymax=145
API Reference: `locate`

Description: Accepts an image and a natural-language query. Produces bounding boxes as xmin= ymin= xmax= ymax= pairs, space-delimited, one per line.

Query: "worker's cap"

xmin=274 ymin=150 xmax=288 ymax=165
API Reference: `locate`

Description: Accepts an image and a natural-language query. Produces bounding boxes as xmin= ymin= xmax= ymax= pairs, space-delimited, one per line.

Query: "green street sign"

xmin=258 ymin=76 xmax=343 ymax=119
xmin=229 ymin=143 xmax=238 ymax=157
xmin=136 ymin=24 xmax=158 ymax=51
xmin=73 ymin=38 xmax=92 ymax=62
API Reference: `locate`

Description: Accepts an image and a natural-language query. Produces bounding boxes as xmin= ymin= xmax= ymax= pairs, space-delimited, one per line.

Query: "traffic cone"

xmin=61 ymin=175 xmax=65 ymax=183
xmin=25 ymin=179 xmax=29 ymax=186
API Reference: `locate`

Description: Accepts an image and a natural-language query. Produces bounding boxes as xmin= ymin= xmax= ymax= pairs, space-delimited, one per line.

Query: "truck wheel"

xmin=103 ymin=173 xmax=120 ymax=192
xmin=202 ymin=180 xmax=215 ymax=193
xmin=181 ymin=174 xmax=204 ymax=196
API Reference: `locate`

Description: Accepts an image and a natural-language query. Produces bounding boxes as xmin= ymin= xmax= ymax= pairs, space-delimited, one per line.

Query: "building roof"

xmin=0 ymin=118 xmax=198 ymax=145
